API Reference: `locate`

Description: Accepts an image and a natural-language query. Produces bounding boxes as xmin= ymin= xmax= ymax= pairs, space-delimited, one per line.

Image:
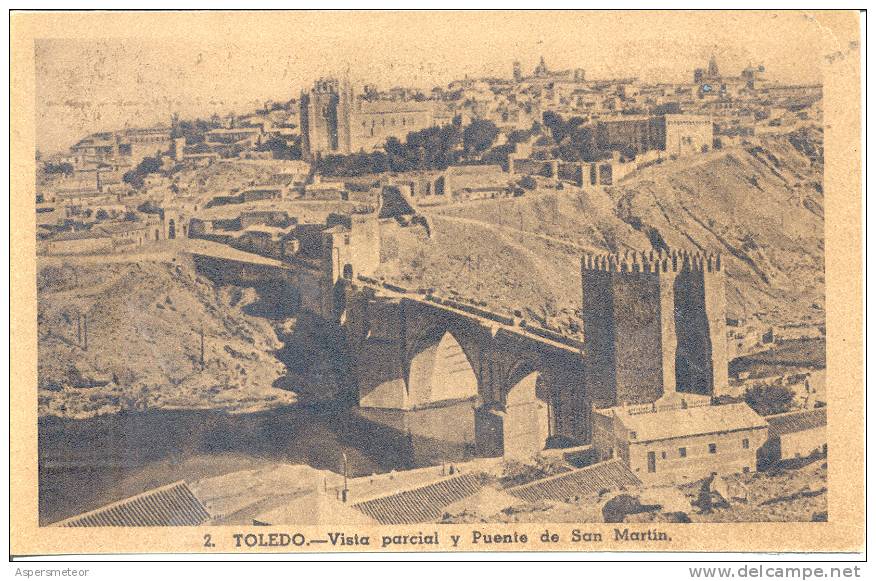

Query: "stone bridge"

xmin=344 ymin=292 xmax=591 ymax=457
xmin=184 ymin=240 xmax=729 ymax=463
xmin=186 ymin=241 xmax=592 ymax=458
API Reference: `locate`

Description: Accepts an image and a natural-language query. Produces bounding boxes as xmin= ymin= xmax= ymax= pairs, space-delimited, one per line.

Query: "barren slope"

xmin=37 ymin=257 xmax=293 ymax=418
xmin=381 ymin=130 xmax=824 ymax=329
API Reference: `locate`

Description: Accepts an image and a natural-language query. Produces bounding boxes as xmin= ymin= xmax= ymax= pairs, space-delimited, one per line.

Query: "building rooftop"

xmin=52 ymin=481 xmax=210 ymax=527
xmin=358 ymin=99 xmax=434 ymax=115
xmin=352 ymin=473 xmax=483 ymax=525
xmin=663 ymin=113 xmax=713 ymax=122
xmin=609 ymin=402 xmax=768 ymax=443
xmin=597 ymin=115 xmax=651 ymax=123
xmin=50 ymin=230 xmax=111 ymax=241
xmin=122 ymin=126 xmax=171 ymax=136
xmin=506 ymin=459 xmax=640 ymax=503
xmin=206 ymin=127 xmax=262 ymax=135
xmin=94 ymin=222 xmax=150 ymax=235
xmin=766 ymin=407 xmax=826 ymax=438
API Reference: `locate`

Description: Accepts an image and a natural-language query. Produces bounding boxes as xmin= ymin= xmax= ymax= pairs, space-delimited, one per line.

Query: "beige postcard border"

xmin=9 ymin=9 xmax=864 ymax=556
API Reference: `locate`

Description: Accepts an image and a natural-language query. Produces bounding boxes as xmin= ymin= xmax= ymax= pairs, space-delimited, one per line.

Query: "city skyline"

xmin=34 ymin=11 xmax=831 ymax=154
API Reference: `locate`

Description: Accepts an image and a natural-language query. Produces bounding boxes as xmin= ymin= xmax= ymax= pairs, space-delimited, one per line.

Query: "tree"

xmin=316 ymin=119 xmax=467 ymax=177
xmin=542 ymin=111 xmax=570 ymax=144
xmin=137 ymin=200 xmax=162 ymax=214
xmin=462 ymin=119 xmax=499 ymax=157
xmin=506 ymin=129 xmax=531 ymax=144
xmin=171 ymin=118 xmax=209 ymax=143
xmin=518 ymin=175 xmax=537 ymax=190
xmin=256 ymin=136 xmax=302 ymax=160
xmin=43 ymin=162 xmax=74 ymax=176
xmin=482 ymin=143 xmax=515 ymax=166
xmin=744 ymin=384 xmax=796 ymax=416
xmin=619 ymin=145 xmax=638 ymax=162
xmin=123 ymin=155 xmax=162 ymax=189
xmin=94 ymin=209 xmax=109 ymax=221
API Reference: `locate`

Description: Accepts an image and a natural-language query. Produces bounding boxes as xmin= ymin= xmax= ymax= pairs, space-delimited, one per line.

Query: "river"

xmin=39 ymin=400 xmax=477 ymax=525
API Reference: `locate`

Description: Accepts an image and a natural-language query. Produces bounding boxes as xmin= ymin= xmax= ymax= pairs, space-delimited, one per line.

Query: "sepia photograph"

xmin=9 ymin=9 xmax=864 ymax=557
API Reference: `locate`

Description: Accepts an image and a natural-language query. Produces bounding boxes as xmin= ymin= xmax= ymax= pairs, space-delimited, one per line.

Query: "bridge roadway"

xmin=183 ymin=238 xmax=587 ymax=356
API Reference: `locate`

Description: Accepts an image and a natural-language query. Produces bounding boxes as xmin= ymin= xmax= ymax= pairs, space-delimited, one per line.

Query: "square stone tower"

xmin=581 ymin=250 xmax=728 ymax=407
xmin=300 ymin=77 xmax=354 ymax=160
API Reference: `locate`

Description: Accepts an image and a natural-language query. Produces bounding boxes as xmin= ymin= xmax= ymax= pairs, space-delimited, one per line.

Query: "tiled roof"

xmin=612 ymin=403 xmax=768 ymax=443
xmin=505 ymin=459 xmax=641 ymax=503
xmin=766 ymin=408 xmax=827 ymax=438
xmin=352 ymin=473 xmax=483 ymax=525
xmin=52 ymin=481 xmax=210 ymax=527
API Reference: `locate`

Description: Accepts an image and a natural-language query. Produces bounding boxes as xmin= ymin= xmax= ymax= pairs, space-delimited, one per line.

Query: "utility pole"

xmin=199 ymin=326 xmax=205 ymax=370
xmin=341 ymin=452 xmax=349 ymax=503
xmin=519 ymin=206 xmax=524 ymax=244
xmin=76 ymin=312 xmax=82 ymax=346
xmin=82 ymin=313 xmax=88 ymax=351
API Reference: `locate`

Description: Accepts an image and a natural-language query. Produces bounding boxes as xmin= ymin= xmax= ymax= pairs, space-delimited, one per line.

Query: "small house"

xmin=592 ymin=398 xmax=768 ymax=484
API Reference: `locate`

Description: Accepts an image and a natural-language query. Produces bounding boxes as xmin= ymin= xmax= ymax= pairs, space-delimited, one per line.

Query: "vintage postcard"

xmin=9 ymin=10 xmax=864 ymax=557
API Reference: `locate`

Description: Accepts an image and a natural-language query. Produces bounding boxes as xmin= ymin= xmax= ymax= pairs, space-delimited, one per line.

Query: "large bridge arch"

xmin=406 ymin=327 xmax=479 ymax=408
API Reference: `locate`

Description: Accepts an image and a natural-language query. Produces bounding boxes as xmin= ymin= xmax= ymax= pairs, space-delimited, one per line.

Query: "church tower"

xmin=707 ymin=54 xmax=720 ymax=78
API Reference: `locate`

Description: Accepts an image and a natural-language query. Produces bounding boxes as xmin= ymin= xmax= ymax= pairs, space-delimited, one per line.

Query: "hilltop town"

xmin=37 ymin=56 xmax=827 ymax=527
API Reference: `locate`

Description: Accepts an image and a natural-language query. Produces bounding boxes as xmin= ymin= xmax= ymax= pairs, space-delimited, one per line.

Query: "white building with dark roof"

xmin=593 ymin=396 xmax=769 ymax=484
xmin=760 ymin=407 xmax=827 ymax=464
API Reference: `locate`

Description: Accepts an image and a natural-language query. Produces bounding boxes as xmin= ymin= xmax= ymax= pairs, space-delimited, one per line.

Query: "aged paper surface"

xmin=10 ymin=10 xmax=863 ymax=556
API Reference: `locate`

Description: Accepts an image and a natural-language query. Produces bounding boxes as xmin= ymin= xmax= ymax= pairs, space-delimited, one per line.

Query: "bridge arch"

xmin=406 ymin=328 xmax=479 ymax=408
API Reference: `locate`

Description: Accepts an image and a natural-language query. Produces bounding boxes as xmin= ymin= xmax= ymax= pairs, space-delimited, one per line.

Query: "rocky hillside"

xmin=37 ymin=257 xmax=293 ymax=418
xmin=380 ymin=129 xmax=824 ymax=331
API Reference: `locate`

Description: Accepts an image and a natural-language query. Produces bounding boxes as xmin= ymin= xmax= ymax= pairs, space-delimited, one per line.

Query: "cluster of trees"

xmin=744 ymin=384 xmax=797 ymax=416
xmin=43 ymin=162 xmax=74 ymax=176
xmin=170 ymin=119 xmax=211 ymax=144
xmin=541 ymin=111 xmax=611 ymax=163
xmin=317 ymin=117 xmax=504 ymax=177
xmin=255 ymin=135 xmax=303 ymax=160
xmin=122 ymin=156 xmax=162 ymax=189
xmin=136 ymin=200 xmax=163 ymax=214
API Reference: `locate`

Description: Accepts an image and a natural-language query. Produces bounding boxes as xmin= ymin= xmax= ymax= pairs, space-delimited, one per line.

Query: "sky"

xmin=34 ymin=11 xmax=839 ymax=155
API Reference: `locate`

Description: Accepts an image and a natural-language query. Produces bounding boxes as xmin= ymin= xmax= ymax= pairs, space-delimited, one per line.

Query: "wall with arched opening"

xmin=502 ymin=363 xmax=550 ymax=458
xmin=407 ymin=330 xmax=479 ymax=408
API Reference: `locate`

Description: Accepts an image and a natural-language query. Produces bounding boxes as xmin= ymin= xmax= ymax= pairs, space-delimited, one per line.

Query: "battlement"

xmin=310 ymin=77 xmax=341 ymax=94
xmin=581 ymin=249 xmax=722 ymax=274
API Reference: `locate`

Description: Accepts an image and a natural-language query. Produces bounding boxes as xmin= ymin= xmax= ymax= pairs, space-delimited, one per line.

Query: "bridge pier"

xmin=347 ymin=296 xmax=593 ymax=459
